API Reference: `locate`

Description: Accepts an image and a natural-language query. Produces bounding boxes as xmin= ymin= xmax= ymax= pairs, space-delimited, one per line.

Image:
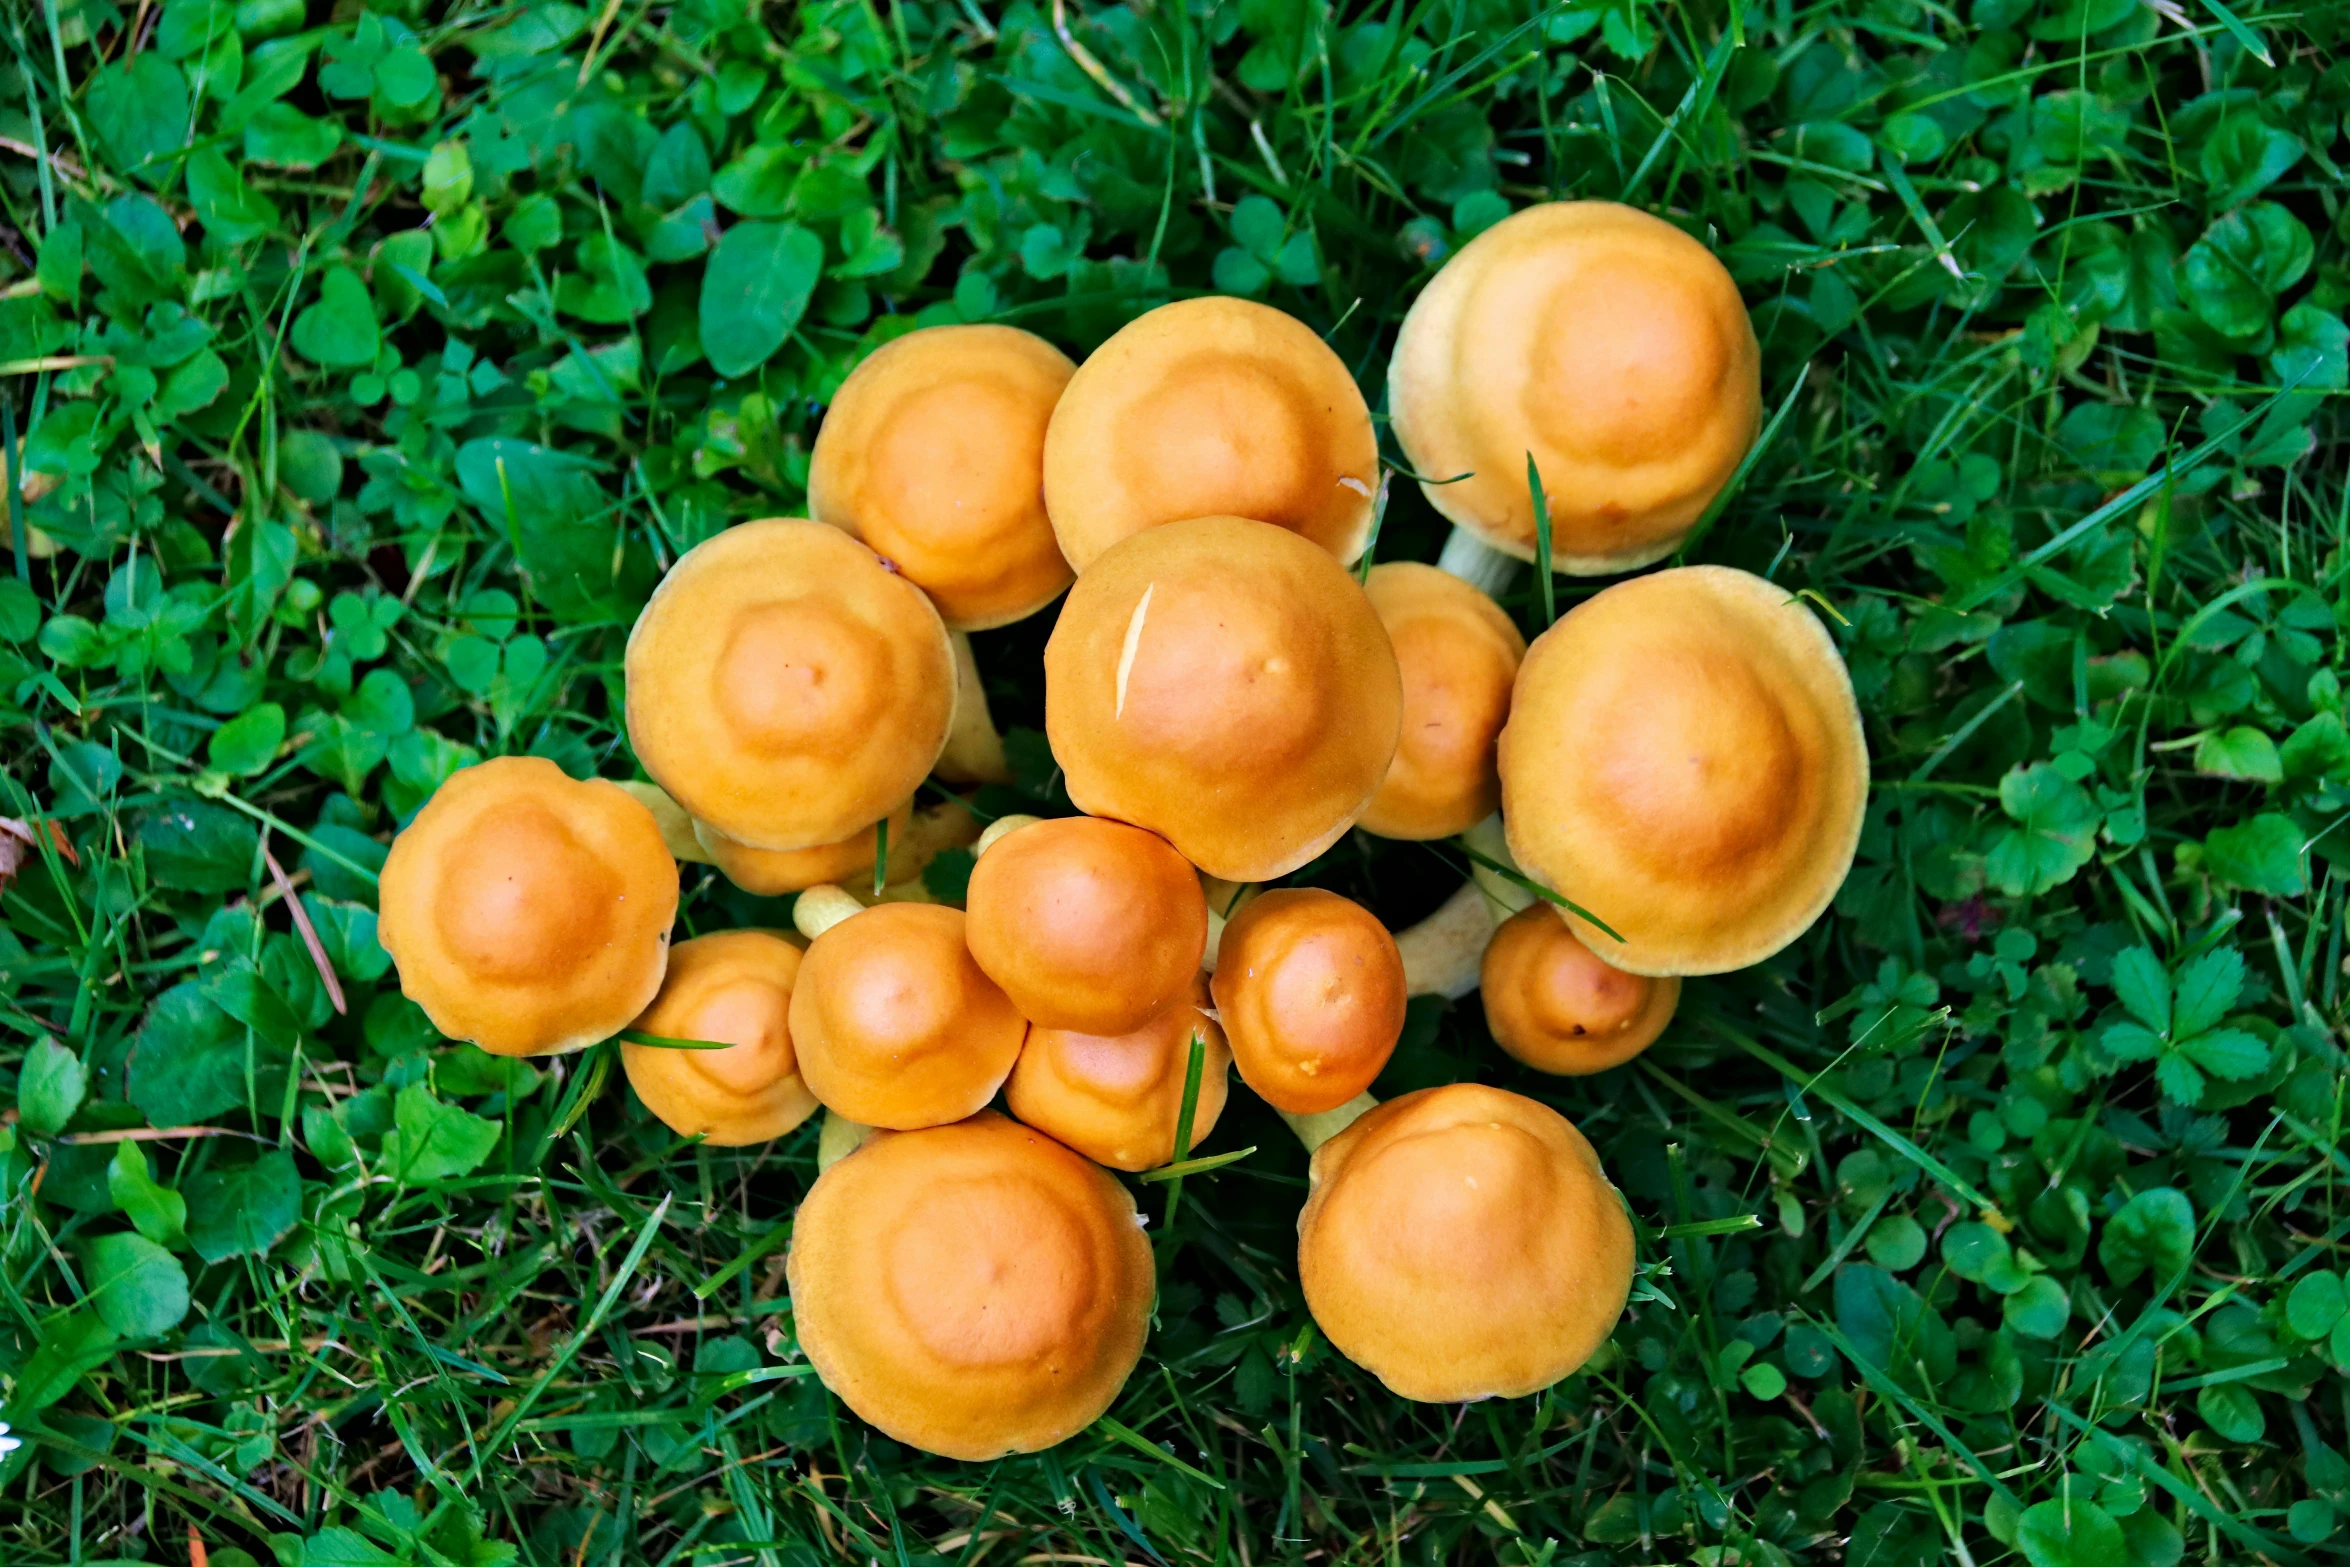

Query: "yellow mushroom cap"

xmin=378 ymin=757 xmax=677 ymax=1057
xmin=965 ymin=816 xmax=1207 ymax=1036
xmin=1357 ymin=562 xmax=1527 ymax=840
xmin=1388 ymin=201 xmax=1761 ymax=572
xmin=808 ymin=325 xmax=1077 ymax=631
xmin=1481 ymin=906 xmax=1679 ymax=1076
xmin=1043 ymin=516 xmax=1402 ymax=882
xmin=1006 ymin=976 xmax=1230 ymax=1172
xmin=787 ymin=1112 xmax=1154 ymax=1460
xmin=787 ymin=903 xmax=1028 ymax=1129
xmin=1497 ymin=565 xmax=1867 ymax=975
xmin=625 ymin=519 xmax=954 ymax=851
xmin=1211 ymin=888 xmax=1405 ymax=1115
xmin=1297 ymin=1083 xmax=1633 ymax=1402
xmin=1042 ymin=297 xmax=1380 ymax=571
xmin=694 ymin=798 xmax=915 ymax=897
xmin=622 ymin=930 xmax=817 ymax=1145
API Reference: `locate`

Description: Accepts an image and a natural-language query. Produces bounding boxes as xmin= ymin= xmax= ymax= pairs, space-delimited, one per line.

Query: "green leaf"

xmin=2108 ymin=946 xmax=2171 ymax=1033
xmin=2284 ymin=1272 xmax=2347 ymax=1341
xmin=2199 ymin=110 xmax=2302 ymax=209
xmin=87 ymin=55 xmax=191 ymax=181
xmin=2 ymin=1311 xmax=121 ymax=1416
xmin=127 ymin=982 xmax=252 ymax=1126
xmin=140 ymin=799 xmax=260 ymax=892
xmin=2002 ymin=1275 xmax=2070 ymax=1340
xmin=2170 ymin=946 xmax=2244 ymax=1036
xmin=2099 ymin=1187 xmax=2194 ymax=1287
xmin=2017 ymin=1496 xmax=2126 ymax=1567
xmin=1985 ymin=762 xmax=2099 ymax=896
xmin=108 ymin=1142 xmax=188 ymax=1249
xmin=380 ymin=1082 xmax=502 ymax=1185
xmin=156 ymin=350 xmax=230 ymax=420
xmin=2201 ymin=813 xmax=2306 ymax=896
xmin=2193 ymin=726 xmax=2281 ymax=783
xmin=292 ymin=266 xmax=381 ymax=369
xmin=183 ymin=1150 xmax=303 ymax=1263
xmin=187 ymin=148 xmax=280 ymax=245
xmin=698 ymin=221 xmax=822 ymax=379
xmin=81 ymin=1232 xmax=190 ymax=1338
xmin=210 ymin=702 xmax=287 ymax=776
xmin=2196 ymin=1382 xmax=2265 ymax=1443
xmin=2272 ymin=303 xmax=2349 ymax=393
xmin=2180 ymin=1026 xmax=2268 ymax=1081
xmin=245 ymin=101 xmax=344 ymax=168
xmin=2181 ymin=204 xmax=2313 ymax=341
xmin=303 ymin=1528 xmax=399 ymax=1567
xmin=17 ymin=1036 xmax=88 ymax=1134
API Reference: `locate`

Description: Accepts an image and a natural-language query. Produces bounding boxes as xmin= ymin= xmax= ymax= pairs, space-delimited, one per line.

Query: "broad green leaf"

xmin=2192 ymin=726 xmax=2281 ymax=783
xmin=1985 ymin=762 xmax=2099 ymax=896
xmin=2199 ymin=109 xmax=2302 ymax=209
xmin=127 ymin=982 xmax=252 ymax=1126
xmin=87 ymin=55 xmax=191 ymax=181
xmin=244 ymin=100 xmax=343 ymax=168
xmin=2196 ymin=1382 xmax=2265 ymax=1443
xmin=187 ymin=149 xmax=279 ymax=245
xmin=209 ymin=703 xmax=287 ymax=777
xmin=2284 ymin=1272 xmax=2348 ymax=1341
xmin=108 ymin=1142 xmax=188 ymax=1249
xmin=2201 ymin=813 xmax=2306 ymax=896
xmin=4 ymin=1311 xmax=121 ymax=1415
xmin=81 ymin=1233 xmax=190 ymax=1338
xmin=18 ymin=1036 xmax=88 ymax=1134
xmin=2099 ymin=1187 xmax=2194 ymax=1286
xmin=2108 ymin=946 xmax=2170 ymax=1033
xmin=2171 ymin=947 xmax=2244 ymax=1037
xmin=139 ymin=799 xmax=259 ymax=892
xmin=291 ymin=267 xmax=381 ymax=369
xmin=184 ymin=1150 xmax=304 ymax=1263
xmin=2180 ymin=1026 xmax=2268 ymax=1081
xmin=2003 ymin=1275 xmax=2070 ymax=1340
xmin=2017 ymin=1496 xmax=2126 ymax=1567
xmin=698 ymin=221 xmax=822 ymax=379
xmin=381 ymin=1082 xmax=501 ymax=1185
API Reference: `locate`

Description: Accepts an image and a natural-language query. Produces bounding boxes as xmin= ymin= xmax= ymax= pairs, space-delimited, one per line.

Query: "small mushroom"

xmin=1357 ymin=562 xmax=1526 ymax=841
xmin=1389 ymin=201 xmax=1760 ymax=580
xmin=693 ymin=798 xmax=915 ymax=897
xmin=964 ymin=813 xmax=1207 ymax=1036
xmin=625 ymin=519 xmax=954 ymax=852
xmin=1044 ymin=515 xmax=1402 ymax=882
xmin=786 ymin=1111 xmax=1155 ymax=1460
xmin=622 ymin=930 xmax=817 ymax=1145
xmin=1498 ymin=565 xmax=1867 ymax=975
xmin=1481 ymin=905 xmax=1680 ymax=1075
xmin=1212 ymin=888 xmax=1406 ymax=1115
xmin=378 ymin=757 xmax=678 ymax=1057
xmin=1296 ymin=1083 xmax=1634 ymax=1402
xmin=1043 ymin=297 xmax=1380 ymax=570
xmin=1006 ymin=976 xmax=1230 ymax=1171
xmin=786 ymin=885 xmax=1027 ymax=1129
xmin=809 ymin=324 xmax=1078 ymax=632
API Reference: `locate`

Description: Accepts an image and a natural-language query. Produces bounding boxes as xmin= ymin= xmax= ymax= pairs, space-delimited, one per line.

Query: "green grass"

xmin=2 ymin=0 xmax=2348 ymax=1563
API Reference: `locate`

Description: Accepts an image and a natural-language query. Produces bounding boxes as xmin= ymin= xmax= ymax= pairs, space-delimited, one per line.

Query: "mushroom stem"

xmin=815 ymin=1109 xmax=874 ymax=1170
xmin=1395 ymin=880 xmax=1499 ymax=999
xmin=1278 ymin=1092 xmax=1378 ymax=1154
xmin=614 ymin=780 xmax=715 ymax=865
xmin=974 ymin=813 xmax=1041 ymax=857
xmin=1462 ymin=813 xmax=1536 ymax=916
xmin=1436 ymin=525 xmax=1524 ymax=597
xmin=935 ymin=631 xmax=1014 ymax=786
xmin=1198 ymin=876 xmax=1262 ymax=973
xmin=794 ymin=884 xmax=866 ymax=940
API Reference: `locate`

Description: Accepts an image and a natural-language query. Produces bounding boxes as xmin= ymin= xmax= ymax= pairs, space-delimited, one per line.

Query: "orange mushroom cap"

xmin=1006 ymin=976 xmax=1230 ymax=1171
xmin=965 ymin=815 xmax=1207 ymax=1036
xmin=1357 ymin=562 xmax=1527 ymax=840
xmin=694 ymin=798 xmax=915 ymax=897
xmin=1481 ymin=905 xmax=1679 ymax=1075
xmin=1211 ymin=888 xmax=1406 ymax=1115
xmin=1043 ymin=515 xmax=1402 ymax=882
xmin=1043 ymin=297 xmax=1380 ymax=570
xmin=809 ymin=325 xmax=1077 ymax=631
xmin=378 ymin=757 xmax=677 ymax=1057
xmin=1389 ymin=201 xmax=1761 ymax=572
xmin=622 ymin=930 xmax=817 ymax=1145
xmin=1297 ymin=1084 xmax=1633 ymax=1402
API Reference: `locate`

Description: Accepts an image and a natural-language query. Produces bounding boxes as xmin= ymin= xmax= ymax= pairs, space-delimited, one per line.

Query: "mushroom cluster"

xmin=372 ymin=201 xmax=1869 ymax=1458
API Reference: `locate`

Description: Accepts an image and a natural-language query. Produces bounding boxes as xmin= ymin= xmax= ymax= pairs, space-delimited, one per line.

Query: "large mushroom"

xmin=1211 ymin=888 xmax=1405 ymax=1116
xmin=1044 ymin=515 xmax=1402 ymax=882
xmin=1006 ymin=976 xmax=1230 ymax=1172
xmin=625 ymin=519 xmax=954 ymax=851
xmin=622 ymin=930 xmax=817 ymax=1144
xmin=378 ymin=757 xmax=677 ymax=1057
xmin=1481 ymin=905 xmax=1679 ymax=1075
xmin=1498 ymin=564 xmax=1867 ymax=975
xmin=1043 ymin=297 xmax=1380 ymax=570
xmin=1357 ymin=562 xmax=1526 ymax=841
xmin=787 ymin=1113 xmax=1155 ymax=1460
xmin=1296 ymin=1083 xmax=1634 ymax=1402
xmin=1389 ymin=201 xmax=1760 ymax=588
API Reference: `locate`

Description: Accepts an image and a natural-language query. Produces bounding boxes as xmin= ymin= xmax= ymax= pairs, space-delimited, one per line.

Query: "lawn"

xmin=2 ymin=0 xmax=2348 ymax=1562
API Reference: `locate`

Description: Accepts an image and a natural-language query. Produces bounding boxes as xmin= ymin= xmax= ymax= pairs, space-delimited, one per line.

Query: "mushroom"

xmin=378 ymin=757 xmax=678 ymax=1057
xmin=1357 ymin=562 xmax=1526 ymax=841
xmin=1006 ymin=976 xmax=1230 ymax=1171
xmin=1211 ymin=888 xmax=1406 ymax=1116
xmin=625 ymin=518 xmax=954 ymax=852
xmin=786 ymin=885 xmax=1027 ymax=1129
xmin=622 ymin=930 xmax=817 ymax=1144
xmin=964 ymin=813 xmax=1207 ymax=1036
xmin=1296 ymin=1083 xmax=1634 ymax=1402
xmin=1044 ymin=515 xmax=1402 ymax=882
xmin=693 ymin=798 xmax=915 ymax=897
xmin=787 ymin=1112 xmax=1155 ymax=1460
xmin=1481 ymin=905 xmax=1680 ymax=1075
xmin=1389 ymin=201 xmax=1761 ymax=588
xmin=1498 ymin=565 xmax=1867 ymax=975
xmin=1043 ymin=297 xmax=1381 ymax=571
xmin=808 ymin=324 xmax=1078 ymax=631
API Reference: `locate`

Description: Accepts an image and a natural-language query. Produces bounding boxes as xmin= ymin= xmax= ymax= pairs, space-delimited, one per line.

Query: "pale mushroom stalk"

xmin=1278 ymin=1092 xmax=1378 ymax=1153
xmin=935 ymin=630 xmax=1014 ymax=786
xmin=816 ymin=1110 xmax=873 ymax=1170
xmin=1435 ymin=523 xmax=1524 ymax=599
xmin=614 ymin=780 xmax=715 ymax=865
xmin=797 ymin=884 xmax=875 ymax=1166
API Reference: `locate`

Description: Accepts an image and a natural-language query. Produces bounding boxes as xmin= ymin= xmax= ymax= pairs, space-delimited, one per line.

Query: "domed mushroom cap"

xmin=625 ymin=519 xmax=954 ymax=852
xmin=965 ymin=816 xmax=1207 ymax=1036
xmin=1482 ymin=906 xmax=1679 ymax=1075
xmin=1211 ymin=888 xmax=1405 ymax=1115
xmin=1389 ymin=201 xmax=1761 ymax=572
xmin=1043 ymin=298 xmax=1380 ymax=571
xmin=787 ymin=1112 xmax=1155 ymax=1460
xmin=694 ymin=798 xmax=915 ymax=897
xmin=379 ymin=759 xmax=677 ymax=1057
xmin=787 ymin=903 xmax=1028 ymax=1129
xmin=808 ymin=325 xmax=1077 ymax=631
xmin=1044 ymin=516 xmax=1402 ymax=882
xmin=622 ymin=930 xmax=816 ymax=1145
xmin=1498 ymin=565 xmax=1867 ymax=975
xmin=1007 ymin=976 xmax=1230 ymax=1171
xmin=1358 ymin=563 xmax=1526 ymax=841
xmin=1298 ymin=1083 xmax=1633 ymax=1402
